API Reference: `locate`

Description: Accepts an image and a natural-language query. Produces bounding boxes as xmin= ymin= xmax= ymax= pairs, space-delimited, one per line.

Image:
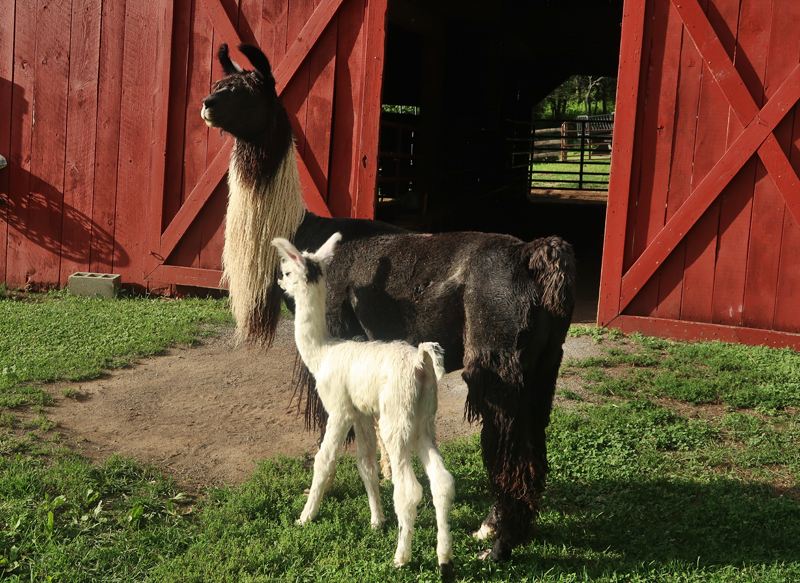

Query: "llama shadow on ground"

xmin=528 ymin=476 xmax=800 ymax=573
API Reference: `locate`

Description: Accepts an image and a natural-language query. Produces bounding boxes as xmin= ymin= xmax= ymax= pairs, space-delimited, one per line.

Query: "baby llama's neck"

xmin=292 ymin=283 xmax=330 ymax=374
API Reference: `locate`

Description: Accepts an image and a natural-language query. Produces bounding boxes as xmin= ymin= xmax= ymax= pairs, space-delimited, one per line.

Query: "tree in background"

xmin=534 ymin=75 xmax=616 ymax=119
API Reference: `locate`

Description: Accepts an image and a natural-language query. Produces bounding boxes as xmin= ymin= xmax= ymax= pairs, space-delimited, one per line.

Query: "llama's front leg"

xmin=416 ymin=432 xmax=455 ymax=575
xmin=297 ymin=415 xmax=351 ymax=525
xmin=354 ymin=415 xmax=385 ymax=529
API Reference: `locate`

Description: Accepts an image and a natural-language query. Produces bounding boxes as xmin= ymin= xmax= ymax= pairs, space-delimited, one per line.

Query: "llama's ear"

xmin=271 ymin=238 xmax=305 ymax=268
xmin=218 ymin=44 xmax=243 ymax=75
xmin=238 ymin=44 xmax=275 ymax=85
xmin=313 ymin=232 xmax=342 ymax=266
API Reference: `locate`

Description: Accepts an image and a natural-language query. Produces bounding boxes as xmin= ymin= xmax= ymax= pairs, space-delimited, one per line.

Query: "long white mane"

xmin=222 ymin=144 xmax=306 ymax=345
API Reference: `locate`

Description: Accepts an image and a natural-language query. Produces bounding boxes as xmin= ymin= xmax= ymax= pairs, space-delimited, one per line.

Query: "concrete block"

xmin=68 ymin=272 xmax=121 ymax=299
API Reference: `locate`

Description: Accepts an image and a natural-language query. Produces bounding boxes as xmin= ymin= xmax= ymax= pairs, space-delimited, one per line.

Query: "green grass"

xmin=0 ymin=453 xmax=194 ymax=580
xmin=563 ymin=329 xmax=800 ymax=412
xmin=530 ymin=161 xmax=610 ymax=190
xmin=1 ymin=296 xmax=799 ymax=581
xmin=0 ymin=289 xmax=233 ymax=409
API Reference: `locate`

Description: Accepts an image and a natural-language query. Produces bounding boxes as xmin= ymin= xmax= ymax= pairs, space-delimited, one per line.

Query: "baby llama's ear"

xmin=271 ymin=238 xmax=306 ymax=269
xmin=313 ymin=232 xmax=342 ymax=266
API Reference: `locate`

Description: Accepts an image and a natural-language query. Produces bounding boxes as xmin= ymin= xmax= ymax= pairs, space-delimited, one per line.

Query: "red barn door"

xmin=143 ymin=0 xmax=387 ymax=290
xmin=599 ymin=0 xmax=800 ymax=349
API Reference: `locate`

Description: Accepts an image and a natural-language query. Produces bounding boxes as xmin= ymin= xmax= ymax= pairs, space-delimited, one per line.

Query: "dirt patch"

xmin=44 ymin=320 xmax=475 ymax=488
xmin=43 ymin=314 xmax=605 ymax=490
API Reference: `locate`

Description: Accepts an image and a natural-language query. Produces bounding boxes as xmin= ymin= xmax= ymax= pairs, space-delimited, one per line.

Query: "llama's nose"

xmin=202 ymin=94 xmax=217 ymax=108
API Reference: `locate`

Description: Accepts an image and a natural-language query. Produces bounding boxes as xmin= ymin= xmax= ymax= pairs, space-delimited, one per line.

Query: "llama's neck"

xmin=222 ymin=140 xmax=306 ymax=346
xmin=291 ymin=283 xmax=330 ymax=374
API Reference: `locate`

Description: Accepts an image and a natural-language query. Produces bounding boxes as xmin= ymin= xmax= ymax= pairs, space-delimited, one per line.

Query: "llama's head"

xmin=209 ymin=44 xmax=304 ymax=348
xmin=272 ymin=233 xmax=342 ymax=298
xmin=201 ymin=44 xmax=290 ymax=144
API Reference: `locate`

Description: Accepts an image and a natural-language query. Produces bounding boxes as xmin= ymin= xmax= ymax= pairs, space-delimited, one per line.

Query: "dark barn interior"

xmin=377 ymin=0 xmax=624 ymax=323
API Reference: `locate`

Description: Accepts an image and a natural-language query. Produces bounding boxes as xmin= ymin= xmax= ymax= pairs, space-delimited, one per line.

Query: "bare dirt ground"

xmin=44 ymin=303 xmax=604 ymax=490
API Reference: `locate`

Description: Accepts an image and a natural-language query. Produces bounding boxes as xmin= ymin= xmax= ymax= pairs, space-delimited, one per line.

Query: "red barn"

xmin=4 ymin=0 xmax=797 ymax=350
xmin=0 ymin=0 xmax=623 ymax=294
xmin=599 ymin=0 xmax=800 ymax=351
xmin=1 ymin=0 xmax=394 ymax=293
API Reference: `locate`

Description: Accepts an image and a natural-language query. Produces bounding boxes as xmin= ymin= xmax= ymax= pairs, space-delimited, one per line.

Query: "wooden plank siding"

xmin=600 ymin=0 xmax=800 ymax=350
xmin=675 ymin=0 xmax=729 ymax=324
xmin=60 ymin=0 xmax=102 ymax=283
xmin=28 ymin=0 xmax=70 ymax=287
xmin=769 ymin=0 xmax=800 ymax=334
xmin=5 ymin=1 xmax=57 ymax=289
xmin=623 ymin=0 xmax=680 ymax=318
xmin=709 ymin=0 xmax=757 ymax=328
xmin=0 ymin=0 xmax=385 ymax=292
xmin=0 ymin=0 xmax=15 ymax=283
xmin=90 ymin=0 xmax=126 ymax=276
xmin=598 ymin=0 xmax=647 ymax=325
xmin=655 ymin=12 xmax=704 ymax=321
xmin=327 ymin=0 xmax=367 ymax=218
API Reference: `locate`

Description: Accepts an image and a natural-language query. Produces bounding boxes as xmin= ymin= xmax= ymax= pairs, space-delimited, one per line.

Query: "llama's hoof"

xmin=295 ymin=518 xmax=303 ymax=526
xmin=370 ymin=518 xmax=386 ymax=531
xmin=477 ymin=545 xmax=511 ymax=562
xmin=303 ymin=488 xmax=311 ymax=496
xmin=472 ymin=523 xmax=494 ymax=541
xmin=438 ymin=559 xmax=454 ymax=577
xmin=393 ymin=555 xmax=410 ymax=569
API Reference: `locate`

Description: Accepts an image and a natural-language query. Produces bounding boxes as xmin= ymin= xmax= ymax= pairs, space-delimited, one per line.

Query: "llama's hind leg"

xmin=297 ymin=414 xmax=351 ymax=525
xmin=354 ymin=415 xmax=385 ymax=529
xmin=465 ymin=340 xmax=564 ymax=561
xmin=390 ymin=453 xmax=423 ymax=569
xmin=380 ymin=423 xmax=423 ymax=568
xmin=375 ymin=416 xmax=392 ymax=480
xmin=416 ymin=430 xmax=455 ymax=575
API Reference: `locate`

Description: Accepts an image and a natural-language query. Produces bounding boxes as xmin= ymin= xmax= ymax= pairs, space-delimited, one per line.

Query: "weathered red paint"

xmin=601 ymin=0 xmax=800 ymax=349
xmin=0 ymin=0 xmax=385 ymax=291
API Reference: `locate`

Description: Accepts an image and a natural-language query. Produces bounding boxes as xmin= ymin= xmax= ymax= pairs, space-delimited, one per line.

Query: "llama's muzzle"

xmin=200 ymin=105 xmax=215 ymax=128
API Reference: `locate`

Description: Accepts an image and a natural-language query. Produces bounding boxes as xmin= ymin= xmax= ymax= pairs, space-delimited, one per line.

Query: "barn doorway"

xmin=376 ymin=0 xmax=624 ymax=324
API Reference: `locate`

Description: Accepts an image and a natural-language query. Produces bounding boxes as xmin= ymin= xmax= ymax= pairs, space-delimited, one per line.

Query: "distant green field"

xmin=530 ymin=160 xmax=610 ymax=191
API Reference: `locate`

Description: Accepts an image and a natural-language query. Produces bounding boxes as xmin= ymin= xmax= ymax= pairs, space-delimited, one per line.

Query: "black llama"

xmin=201 ymin=44 xmax=576 ymax=561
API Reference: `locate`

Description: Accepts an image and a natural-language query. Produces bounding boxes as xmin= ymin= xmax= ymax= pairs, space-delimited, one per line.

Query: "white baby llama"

xmin=272 ymin=232 xmax=455 ymax=574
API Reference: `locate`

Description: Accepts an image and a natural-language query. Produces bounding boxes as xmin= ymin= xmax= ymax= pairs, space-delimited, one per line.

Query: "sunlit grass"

xmin=530 ymin=160 xmax=610 ymax=190
xmin=563 ymin=327 xmax=800 ymax=411
xmin=0 ymin=297 xmax=798 ymax=582
xmin=0 ymin=290 xmax=233 ymax=409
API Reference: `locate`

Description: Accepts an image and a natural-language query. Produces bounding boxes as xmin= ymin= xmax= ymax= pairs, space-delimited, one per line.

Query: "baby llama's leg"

xmin=375 ymin=416 xmax=392 ymax=480
xmin=380 ymin=418 xmax=423 ymax=568
xmin=354 ymin=414 xmax=386 ymax=529
xmin=416 ymin=425 xmax=455 ymax=574
xmin=297 ymin=413 xmax=351 ymax=525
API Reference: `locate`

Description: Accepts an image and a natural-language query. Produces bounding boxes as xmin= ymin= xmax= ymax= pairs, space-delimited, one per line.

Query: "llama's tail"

xmin=417 ymin=342 xmax=445 ymax=437
xmin=525 ymin=236 xmax=576 ymax=318
xmin=419 ymin=342 xmax=446 ymax=382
